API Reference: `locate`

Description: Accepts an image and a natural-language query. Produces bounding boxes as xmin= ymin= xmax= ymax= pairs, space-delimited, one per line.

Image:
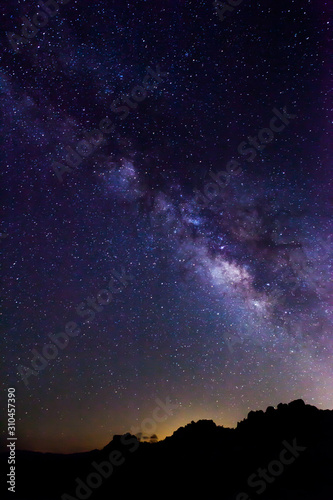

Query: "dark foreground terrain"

xmin=1 ymin=399 xmax=333 ymax=499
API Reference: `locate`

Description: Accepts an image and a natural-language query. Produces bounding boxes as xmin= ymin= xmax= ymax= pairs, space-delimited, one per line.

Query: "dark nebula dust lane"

xmin=1 ymin=0 xmax=332 ymax=453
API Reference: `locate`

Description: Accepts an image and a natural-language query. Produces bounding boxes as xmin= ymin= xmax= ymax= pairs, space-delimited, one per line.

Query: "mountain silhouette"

xmin=1 ymin=399 xmax=332 ymax=499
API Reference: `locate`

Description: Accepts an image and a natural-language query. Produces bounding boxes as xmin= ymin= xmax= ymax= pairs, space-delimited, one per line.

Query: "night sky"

xmin=1 ymin=0 xmax=332 ymax=453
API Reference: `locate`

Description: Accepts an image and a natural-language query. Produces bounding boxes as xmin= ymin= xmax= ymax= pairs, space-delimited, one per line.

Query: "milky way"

xmin=1 ymin=0 xmax=332 ymax=453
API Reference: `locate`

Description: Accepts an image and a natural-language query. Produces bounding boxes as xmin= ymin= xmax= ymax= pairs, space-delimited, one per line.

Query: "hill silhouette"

xmin=1 ymin=399 xmax=332 ymax=499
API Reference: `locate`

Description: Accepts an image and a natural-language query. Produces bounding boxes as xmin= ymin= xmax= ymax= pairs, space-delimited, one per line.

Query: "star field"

xmin=1 ymin=0 xmax=332 ymax=453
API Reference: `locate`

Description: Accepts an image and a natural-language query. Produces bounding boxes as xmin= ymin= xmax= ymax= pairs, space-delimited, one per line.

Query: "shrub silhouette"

xmin=1 ymin=400 xmax=332 ymax=500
